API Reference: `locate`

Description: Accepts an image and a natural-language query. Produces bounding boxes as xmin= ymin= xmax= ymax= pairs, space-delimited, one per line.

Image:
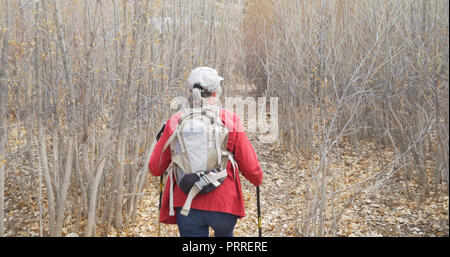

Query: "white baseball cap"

xmin=187 ymin=67 xmax=224 ymax=92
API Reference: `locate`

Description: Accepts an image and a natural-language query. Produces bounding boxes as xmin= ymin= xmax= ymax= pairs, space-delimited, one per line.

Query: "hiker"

xmin=148 ymin=67 xmax=263 ymax=237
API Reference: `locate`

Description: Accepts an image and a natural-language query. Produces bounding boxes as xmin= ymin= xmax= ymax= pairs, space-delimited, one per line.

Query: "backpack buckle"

xmin=194 ymin=175 xmax=210 ymax=190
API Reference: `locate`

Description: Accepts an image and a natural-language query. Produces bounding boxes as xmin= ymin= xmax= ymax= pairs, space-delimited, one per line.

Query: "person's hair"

xmin=193 ymin=84 xmax=213 ymax=98
xmin=190 ymin=83 xmax=222 ymax=108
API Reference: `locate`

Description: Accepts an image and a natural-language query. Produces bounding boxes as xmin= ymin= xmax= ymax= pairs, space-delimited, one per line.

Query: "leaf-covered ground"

xmin=3 ymin=118 xmax=448 ymax=237
xmin=112 ymin=131 xmax=449 ymax=237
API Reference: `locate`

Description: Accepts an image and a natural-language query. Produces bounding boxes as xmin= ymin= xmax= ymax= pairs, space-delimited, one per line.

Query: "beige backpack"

xmin=160 ymin=106 xmax=238 ymax=216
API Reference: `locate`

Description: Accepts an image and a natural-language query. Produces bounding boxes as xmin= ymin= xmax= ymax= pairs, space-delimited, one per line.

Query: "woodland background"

xmin=0 ymin=0 xmax=448 ymax=237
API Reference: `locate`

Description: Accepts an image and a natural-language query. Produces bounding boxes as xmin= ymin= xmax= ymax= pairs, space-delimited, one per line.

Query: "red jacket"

xmin=149 ymin=108 xmax=263 ymax=224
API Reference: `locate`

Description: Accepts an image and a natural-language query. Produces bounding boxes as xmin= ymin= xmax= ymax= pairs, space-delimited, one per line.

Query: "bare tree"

xmin=0 ymin=0 xmax=11 ymax=238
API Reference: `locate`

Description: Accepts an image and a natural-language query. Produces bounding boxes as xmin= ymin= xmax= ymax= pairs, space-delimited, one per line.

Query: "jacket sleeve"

xmin=232 ymin=115 xmax=263 ymax=186
xmin=148 ymin=120 xmax=173 ymax=177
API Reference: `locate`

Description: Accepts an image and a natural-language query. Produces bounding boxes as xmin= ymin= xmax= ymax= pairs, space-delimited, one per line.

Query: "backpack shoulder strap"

xmin=158 ymin=112 xmax=186 ymax=169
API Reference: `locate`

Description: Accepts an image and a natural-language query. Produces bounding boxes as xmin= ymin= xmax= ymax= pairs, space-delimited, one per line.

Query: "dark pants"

xmin=175 ymin=208 xmax=238 ymax=237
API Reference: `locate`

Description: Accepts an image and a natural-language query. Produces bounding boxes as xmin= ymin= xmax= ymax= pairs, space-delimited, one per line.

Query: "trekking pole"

xmin=256 ymin=170 xmax=272 ymax=237
xmin=152 ymin=123 xmax=166 ymax=237
xmin=157 ymin=174 xmax=164 ymax=237
xmin=256 ymin=185 xmax=262 ymax=237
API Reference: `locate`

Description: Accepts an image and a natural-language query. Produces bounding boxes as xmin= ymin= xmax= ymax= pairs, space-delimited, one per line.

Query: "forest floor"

xmin=115 ymin=126 xmax=449 ymax=237
xmin=3 ymin=115 xmax=448 ymax=237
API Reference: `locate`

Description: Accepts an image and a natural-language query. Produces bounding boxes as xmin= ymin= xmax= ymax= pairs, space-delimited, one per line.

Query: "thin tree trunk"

xmin=0 ymin=0 xmax=11 ymax=238
xmin=0 ymin=131 xmax=5 ymax=237
xmin=55 ymin=136 xmax=74 ymax=236
xmin=38 ymin=120 xmax=57 ymax=236
xmin=86 ymin=157 xmax=107 ymax=237
xmin=114 ymin=135 xmax=126 ymax=230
